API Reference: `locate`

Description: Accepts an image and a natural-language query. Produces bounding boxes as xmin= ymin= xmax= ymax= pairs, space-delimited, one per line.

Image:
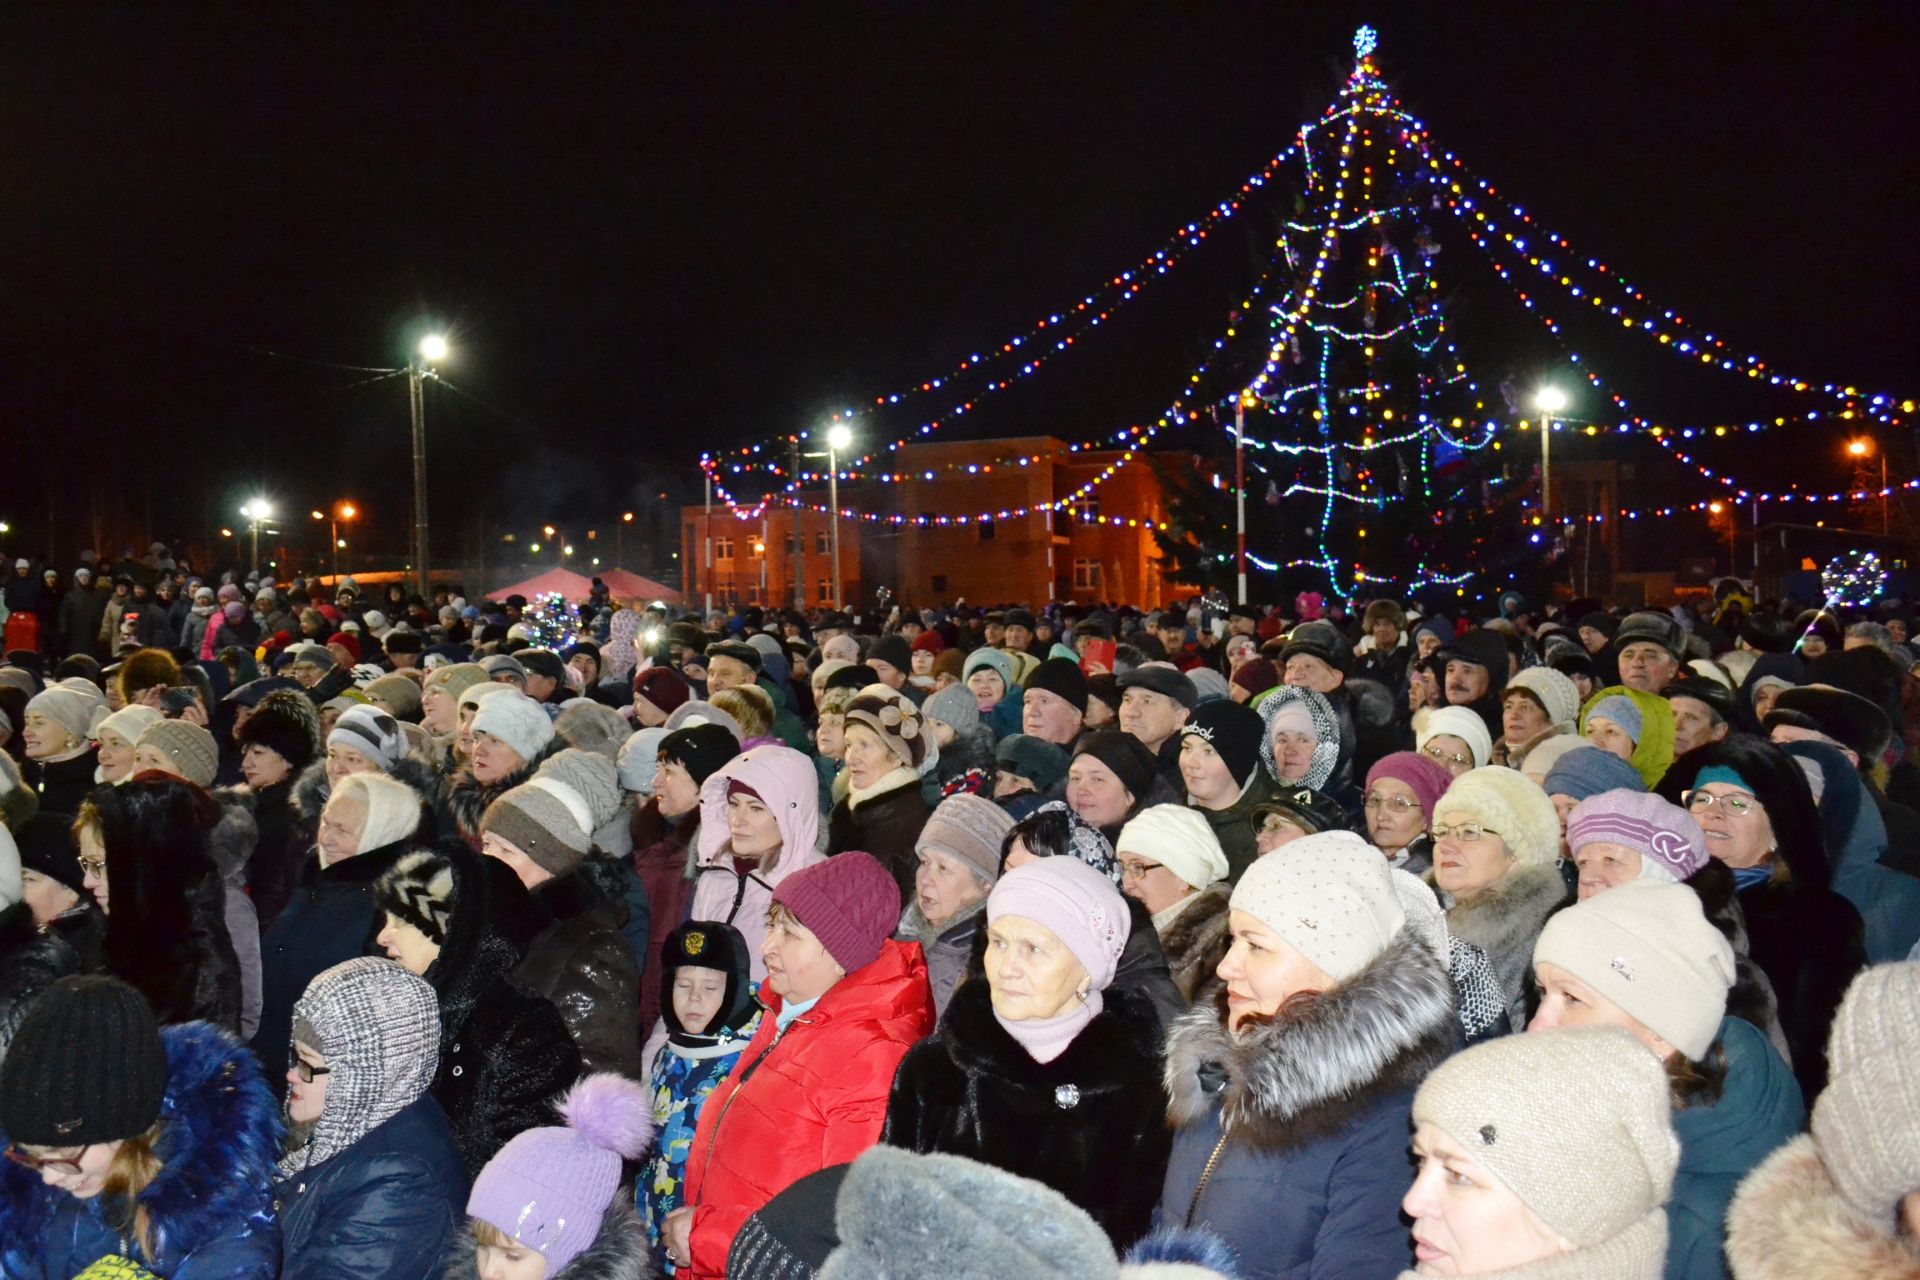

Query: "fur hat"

xmin=1230 ymin=830 xmax=1405 ymax=983
xmin=136 ymin=719 xmax=219 ymax=788
xmin=1613 ymin=611 xmax=1686 ymax=660
xmin=844 ymin=688 xmax=927 ymax=770
xmin=470 ymin=689 xmax=555 ymax=764
xmin=1437 ymin=628 xmax=1510 ymax=695
xmin=1116 ymin=803 xmax=1227 ymax=891
xmin=1413 ymin=1028 xmax=1677 ymax=1249
xmin=237 ymin=688 xmax=322 ymax=771
xmin=1534 ymin=882 xmax=1734 ymax=1059
xmin=1281 ymin=620 xmax=1353 ymax=676
xmin=1434 ymin=766 xmax=1561 ymax=868
xmin=1811 ymin=961 xmax=1920 ymax=1226
xmin=373 ymin=848 xmax=457 ymax=944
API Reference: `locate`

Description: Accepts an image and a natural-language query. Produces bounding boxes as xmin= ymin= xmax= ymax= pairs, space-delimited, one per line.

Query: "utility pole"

xmin=790 ymin=435 xmax=806 ymax=610
xmin=1233 ymin=400 xmax=1248 ymax=605
xmin=408 ymin=360 xmax=431 ymax=597
xmin=703 ymin=469 xmax=713 ymax=619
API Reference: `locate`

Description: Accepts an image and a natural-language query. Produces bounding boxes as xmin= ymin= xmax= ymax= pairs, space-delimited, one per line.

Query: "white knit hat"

xmin=1812 ymin=961 xmax=1920 ymax=1225
xmin=25 ymin=685 xmax=108 ymax=749
xmin=96 ymin=704 xmax=162 ymax=749
xmin=1532 ymin=881 xmax=1734 ymax=1059
xmin=1414 ymin=1027 xmax=1678 ymax=1249
xmin=1116 ymin=804 xmax=1229 ymax=891
xmin=470 ymin=689 xmax=555 ymax=764
xmin=1228 ymin=830 xmax=1405 ymax=983
xmin=1417 ymin=705 xmax=1493 ymax=768
xmin=1434 ymin=766 xmax=1561 ymax=868
xmin=1506 ymin=667 xmax=1581 ymax=733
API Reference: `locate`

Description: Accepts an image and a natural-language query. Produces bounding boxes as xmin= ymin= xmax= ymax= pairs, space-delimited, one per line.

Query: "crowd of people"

xmin=0 ymin=553 xmax=1917 ymax=1280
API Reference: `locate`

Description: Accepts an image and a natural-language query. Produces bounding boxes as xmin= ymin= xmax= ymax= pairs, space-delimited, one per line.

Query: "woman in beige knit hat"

xmin=1428 ymin=766 xmax=1569 ymax=1029
xmin=1727 ymin=961 xmax=1920 ymax=1280
xmin=1404 ymin=1027 xmax=1679 ymax=1277
xmin=826 ymin=687 xmax=931 ymax=899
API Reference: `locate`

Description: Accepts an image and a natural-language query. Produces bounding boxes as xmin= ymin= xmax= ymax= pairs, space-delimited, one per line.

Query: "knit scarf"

xmin=848 ymin=765 xmax=919 ymax=810
xmin=994 ymin=990 xmax=1100 ymax=1065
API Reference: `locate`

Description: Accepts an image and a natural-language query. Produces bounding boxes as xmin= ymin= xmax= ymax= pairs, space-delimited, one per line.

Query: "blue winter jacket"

xmin=1156 ymin=931 xmax=1458 ymax=1280
xmin=273 ymin=1093 xmax=467 ymax=1280
xmin=1781 ymin=739 xmax=1920 ymax=961
xmin=1665 ymin=1016 xmax=1805 ymax=1280
xmin=0 ymin=1022 xmax=282 ymax=1279
xmin=639 ymin=1010 xmax=762 ymax=1273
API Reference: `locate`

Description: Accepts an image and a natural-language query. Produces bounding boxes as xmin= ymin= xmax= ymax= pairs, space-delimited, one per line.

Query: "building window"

xmin=978 ymin=518 xmax=996 ymax=542
xmin=1072 ymin=558 xmax=1099 ymax=590
xmin=817 ymin=579 xmax=831 ymax=602
xmin=785 ymin=535 xmax=797 ymax=555
xmin=931 ymin=574 xmax=948 ymax=594
xmin=816 ymin=533 xmax=829 ymax=554
xmin=1072 ymin=495 xmax=1100 ymax=521
xmin=715 ymin=537 xmax=734 ymax=560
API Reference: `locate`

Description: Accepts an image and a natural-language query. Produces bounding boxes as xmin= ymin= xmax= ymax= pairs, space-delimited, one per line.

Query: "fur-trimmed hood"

xmin=1726 ymin=1134 xmax=1920 ymax=1280
xmin=1164 ymin=928 xmax=1456 ymax=1153
xmin=443 ymin=1197 xmax=651 ymax=1280
xmin=0 ymin=1021 xmax=282 ymax=1263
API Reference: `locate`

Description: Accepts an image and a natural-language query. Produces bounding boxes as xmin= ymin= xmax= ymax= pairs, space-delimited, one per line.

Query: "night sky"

xmin=4 ymin=4 xmax=1914 ymax=569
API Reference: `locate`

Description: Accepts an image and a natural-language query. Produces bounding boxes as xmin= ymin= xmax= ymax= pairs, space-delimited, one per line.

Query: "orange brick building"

xmin=681 ymin=435 xmax=1185 ymax=609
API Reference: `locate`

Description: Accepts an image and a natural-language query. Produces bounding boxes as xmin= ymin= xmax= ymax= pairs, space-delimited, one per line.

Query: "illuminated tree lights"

xmin=1823 ymin=550 xmax=1887 ymax=607
xmin=520 ymin=592 xmax=580 ymax=651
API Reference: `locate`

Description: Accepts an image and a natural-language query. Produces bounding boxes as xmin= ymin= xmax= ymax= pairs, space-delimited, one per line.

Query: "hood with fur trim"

xmin=0 ymin=1021 xmax=282 ymax=1268
xmin=1727 ymin=1134 xmax=1920 ymax=1280
xmin=1164 ymin=928 xmax=1456 ymax=1153
xmin=443 ymin=1198 xmax=651 ymax=1280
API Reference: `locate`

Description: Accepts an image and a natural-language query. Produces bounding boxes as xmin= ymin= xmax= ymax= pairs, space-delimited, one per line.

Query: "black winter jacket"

xmin=883 ymin=980 xmax=1171 ymax=1247
xmin=512 ymin=858 xmax=643 ymax=1078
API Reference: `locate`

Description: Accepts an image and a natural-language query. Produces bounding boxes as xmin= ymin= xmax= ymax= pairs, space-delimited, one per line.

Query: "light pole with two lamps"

xmin=311 ymin=502 xmax=357 ymax=581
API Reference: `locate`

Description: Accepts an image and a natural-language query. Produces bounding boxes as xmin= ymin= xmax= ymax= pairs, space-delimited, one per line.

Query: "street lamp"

xmin=1534 ymin=386 xmax=1569 ymax=523
xmin=409 ymin=334 xmax=448 ymax=597
xmin=240 ymin=498 xmax=272 ymax=573
xmin=1847 ymin=438 xmax=1888 ymax=534
xmin=826 ymin=423 xmax=853 ymax=605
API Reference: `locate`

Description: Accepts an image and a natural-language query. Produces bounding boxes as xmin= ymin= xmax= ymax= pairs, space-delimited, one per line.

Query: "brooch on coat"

xmin=1055 ymin=1084 xmax=1081 ymax=1109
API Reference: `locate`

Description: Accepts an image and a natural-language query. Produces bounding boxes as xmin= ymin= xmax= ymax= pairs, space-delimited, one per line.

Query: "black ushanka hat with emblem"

xmin=659 ymin=920 xmax=758 ymax=1045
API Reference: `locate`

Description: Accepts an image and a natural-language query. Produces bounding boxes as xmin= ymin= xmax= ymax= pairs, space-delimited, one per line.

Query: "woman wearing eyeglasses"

xmin=0 ymin=974 xmax=282 ymax=1278
xmin=1427 ymin=766 xmax=1570 ymax=1031
xmin=1658 ymin=736 xmax=1866 ymax=1104
xmin=1361 ymin=751 xmax=1452 ymax=875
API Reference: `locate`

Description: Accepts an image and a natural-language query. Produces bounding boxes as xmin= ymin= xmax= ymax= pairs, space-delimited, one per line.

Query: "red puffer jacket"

xmin=680 ymin=938 xmax=934 ymax=1275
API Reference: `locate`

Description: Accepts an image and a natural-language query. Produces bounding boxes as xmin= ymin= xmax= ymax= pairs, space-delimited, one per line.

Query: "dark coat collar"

xmin=938 ymin=978 xmax=1163 ymax=1093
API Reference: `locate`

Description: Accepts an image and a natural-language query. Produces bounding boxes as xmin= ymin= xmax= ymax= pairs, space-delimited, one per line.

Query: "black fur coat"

xmin=1157 ymin=886 xmax=1231 ymax=1003
xmin=882 ymin=980 xmax=1171 ymax=1248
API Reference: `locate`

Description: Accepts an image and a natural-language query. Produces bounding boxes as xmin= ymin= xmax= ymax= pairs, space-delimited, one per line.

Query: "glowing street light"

xmin=409 ymin=334 xmax=450 ymax=595
xmin=1846 ymin=438 xmax=1889 ymax=533
xmin=1533 ymin=387 xmax=1569 ymax=523
xmin=240 ymin=498 xmax=272 ymax=571
xmin=825 ymin=423 xmax=854 ymax=604
xmin=1848 ymin=438 xmax=1871 ymax=458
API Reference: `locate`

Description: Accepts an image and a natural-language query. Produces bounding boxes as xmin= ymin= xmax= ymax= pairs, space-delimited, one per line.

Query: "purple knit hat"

xmin=770 ymin=851 xmax=901 ymax=974
xmin=467 ymin=1073 xmax=654 ymax=1274
xmin=1565 ymin=790 xmax=1708 ymax=880
xmin=986 ymin=856 xmax=1129 ymax=995
xmin=1364 ymin=751 xmax=1453 ymax=819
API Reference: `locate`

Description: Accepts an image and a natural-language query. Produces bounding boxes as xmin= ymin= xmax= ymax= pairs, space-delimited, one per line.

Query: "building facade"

xmin=680 ymin=435 xmax=1181 ymax=609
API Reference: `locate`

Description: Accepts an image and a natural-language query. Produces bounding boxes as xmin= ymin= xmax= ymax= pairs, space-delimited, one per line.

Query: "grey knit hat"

xmin=136 ymin=719 xmax=219 ymax=788
xmin=327 ymin=705 xmax=404 ymax=772
xmin=470 ymin=688 xmax=555 ymax=763
xmin=1413 ymin=1027 xmax=1678 ymax=1248
xmin=481 ymin=747 xmax=620 ymax=875
xmin=554 ymin=699 xmax=629 ymax=763
xmin=922 ymin=683 xmax=981 ymax=738
xmin=915 ymin=794 xmax=1015 ymax=885
xmin=1811 ymin=961 xmax=1920 ymax=1225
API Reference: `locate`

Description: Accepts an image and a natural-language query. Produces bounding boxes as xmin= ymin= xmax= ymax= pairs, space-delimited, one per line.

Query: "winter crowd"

xmin=0 ymin=554 xmax=1918 ymax=1280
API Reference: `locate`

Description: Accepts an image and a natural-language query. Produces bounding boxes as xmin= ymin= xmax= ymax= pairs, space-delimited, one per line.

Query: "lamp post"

xmin=1534 ymin=386 xmax=1568 ymax=525
xmin=826 ymin=423 xmax=853 ymax=606
xmin=410 ymin=334 xmax=448 ymax=597
xmin=1848 ymin=438 xmax=1889 ymax=535
xmin=240 ymin=499 xmax=271 ymax=574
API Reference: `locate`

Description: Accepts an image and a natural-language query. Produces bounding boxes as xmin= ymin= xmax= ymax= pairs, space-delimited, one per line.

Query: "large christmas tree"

xmin=1157 ymin=28 xmax=1526 ymax=601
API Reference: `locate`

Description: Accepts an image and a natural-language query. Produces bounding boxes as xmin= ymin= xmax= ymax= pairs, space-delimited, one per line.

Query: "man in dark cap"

xmin=866 ymin=634 xmax=920 ymax=703
xmin=1611 ymin=610 xmax=1686 ymax=695
xmin=1001 ymin=608 xmax=1039 ymax=658
xmin=1280 ymin=621 xmax=1350 ymax=695
xmin=1117 ymin=662 xmax=1197 ymax=795
xmin=703 ymin=641 xmax=762 ymax=695
xmin=516 ymin=648 xmax=570 ymax=708
xmin=1665 ymin=676 xmax=1735 ymax=757
xmin=1438 ymin=628 xmax=1509 ymax=741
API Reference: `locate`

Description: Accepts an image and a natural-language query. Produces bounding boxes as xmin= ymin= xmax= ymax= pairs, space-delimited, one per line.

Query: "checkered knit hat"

xmin=280 ymin=957 xmax=440 ymax=1178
